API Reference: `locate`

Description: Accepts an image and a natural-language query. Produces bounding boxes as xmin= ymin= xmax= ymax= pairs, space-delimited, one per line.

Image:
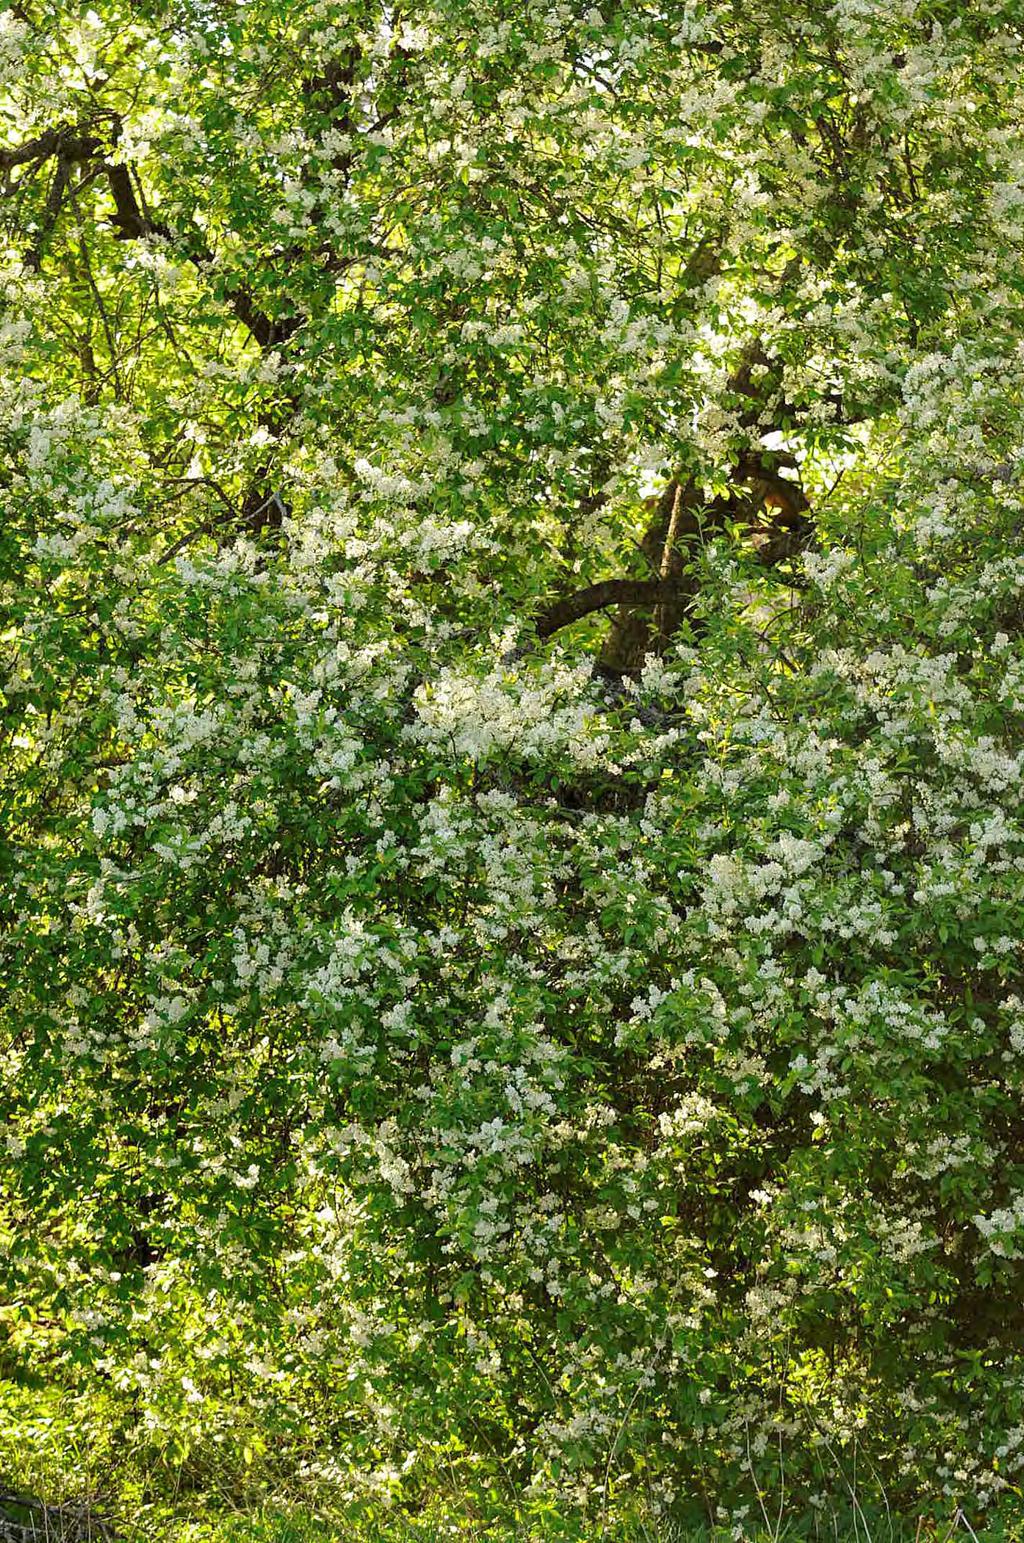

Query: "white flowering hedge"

xmin=2 ymin=0 xmax=1024 ymax=1532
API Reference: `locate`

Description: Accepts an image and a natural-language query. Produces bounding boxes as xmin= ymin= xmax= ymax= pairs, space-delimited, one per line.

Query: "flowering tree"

xmin=3 ymin=0 xmax=1024 ymax=1530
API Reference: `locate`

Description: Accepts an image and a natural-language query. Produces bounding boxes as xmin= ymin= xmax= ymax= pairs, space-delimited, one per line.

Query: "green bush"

xmin=2 ymin=0 xmax=1024 ymax=1533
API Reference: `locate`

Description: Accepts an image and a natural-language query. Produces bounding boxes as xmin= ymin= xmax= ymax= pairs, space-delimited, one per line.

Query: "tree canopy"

xmin=3 ymin=0 xmax=1024 ymax=1532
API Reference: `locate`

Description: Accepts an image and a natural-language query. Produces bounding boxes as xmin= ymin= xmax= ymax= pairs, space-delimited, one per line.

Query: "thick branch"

xmin=0 ymin=128 xmax=99 ymax=172
xmin=3 ymin=126 xmax=295 ymax=353
xmin=737 ymin=450 xmax=814 ymax=562
xmin=536 ymin=578 xmax=676 ymax=639
xmin=104 ymin=162 xmax=157 ymax=238
xmin=6 ymin=117 xmax=312 ymax=355
xmin=540 ymin=442 xmax=815 ymax=672
xmin=104 ymin=163 xmax=299 ymax=349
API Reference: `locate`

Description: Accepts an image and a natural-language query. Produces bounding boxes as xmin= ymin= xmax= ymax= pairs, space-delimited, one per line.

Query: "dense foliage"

xmin=3 ymin=0 xmax=1024 ymax=1533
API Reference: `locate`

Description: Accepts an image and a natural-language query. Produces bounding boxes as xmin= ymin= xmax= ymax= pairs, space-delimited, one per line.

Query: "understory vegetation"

xmin=3 ymin=0 xmax=1024 ymax=1537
